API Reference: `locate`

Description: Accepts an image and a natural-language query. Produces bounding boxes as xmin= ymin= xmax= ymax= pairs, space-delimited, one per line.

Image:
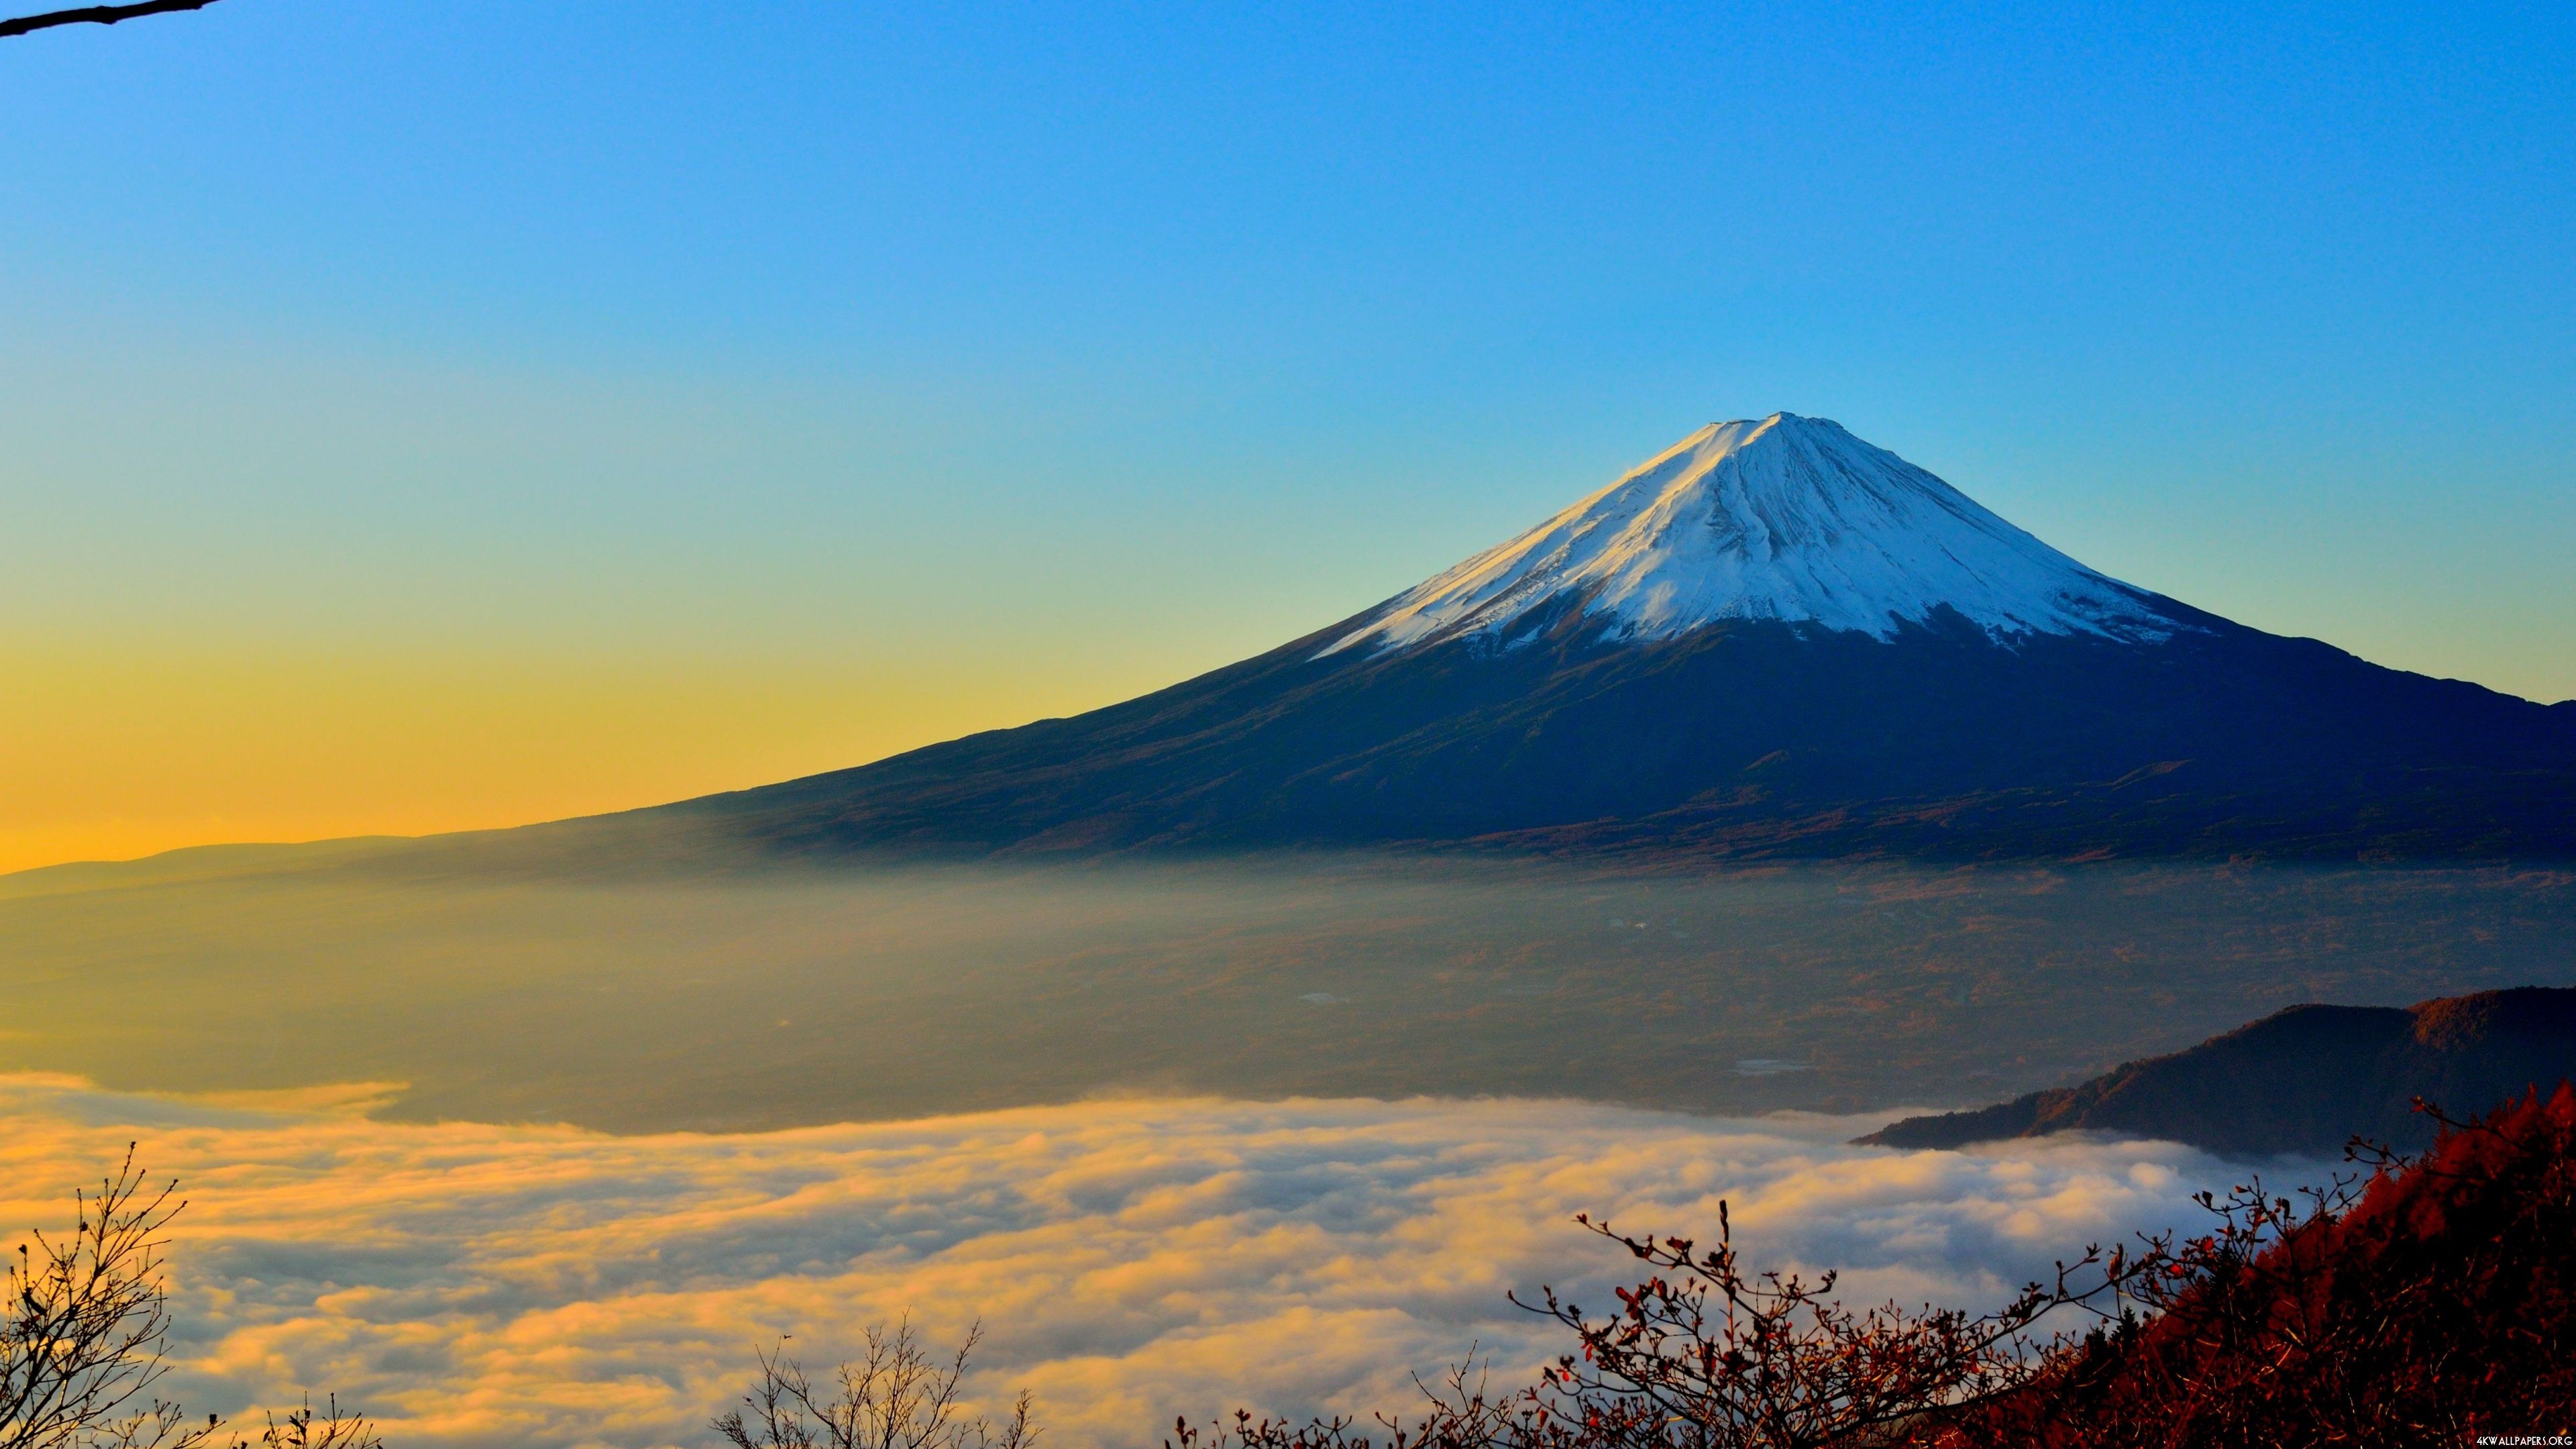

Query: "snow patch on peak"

xmin=1321 ymin=413 xmax=2180 ymax=659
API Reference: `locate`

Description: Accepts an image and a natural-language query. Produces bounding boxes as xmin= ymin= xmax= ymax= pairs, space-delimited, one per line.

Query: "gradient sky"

xmin=4 ymin=1 xmax=2573 ymax=871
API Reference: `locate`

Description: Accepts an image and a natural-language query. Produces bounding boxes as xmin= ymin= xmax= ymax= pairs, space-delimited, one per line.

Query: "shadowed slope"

xmin=1860 ymin=987 xmax=2576 ymax=1155
xmin=614 ymin=595 xmax=2576 ymax=865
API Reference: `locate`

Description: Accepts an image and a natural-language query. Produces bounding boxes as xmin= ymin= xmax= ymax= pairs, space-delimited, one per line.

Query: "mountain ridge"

xmin=621 ymin=596 xmax=2574 ymax=865
xmin=1858 ymin=987 xmax=2576 ymax=1156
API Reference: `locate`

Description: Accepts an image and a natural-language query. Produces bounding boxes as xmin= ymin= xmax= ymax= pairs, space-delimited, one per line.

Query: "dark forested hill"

xmin=1860 ymin=987 xmax=2576 ymax=1155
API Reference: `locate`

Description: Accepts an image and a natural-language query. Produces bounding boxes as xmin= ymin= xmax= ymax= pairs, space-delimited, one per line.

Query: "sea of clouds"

xmin=0 ymin=1076 xmax=2308 ymax=1449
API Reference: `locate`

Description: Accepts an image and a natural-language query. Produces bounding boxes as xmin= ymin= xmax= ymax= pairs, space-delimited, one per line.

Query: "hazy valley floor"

xmin=1 ymin=852 xmax=2571 ymax=1130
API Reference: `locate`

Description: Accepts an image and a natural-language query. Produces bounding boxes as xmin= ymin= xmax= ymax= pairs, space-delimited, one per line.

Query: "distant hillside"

xmin=1860 ymin=987 xmax=2576 ymax=1156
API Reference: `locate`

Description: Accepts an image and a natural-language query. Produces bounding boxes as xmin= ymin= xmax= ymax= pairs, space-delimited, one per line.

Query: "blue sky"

xmin=3 ymin=0 xmax=2572 ymax=863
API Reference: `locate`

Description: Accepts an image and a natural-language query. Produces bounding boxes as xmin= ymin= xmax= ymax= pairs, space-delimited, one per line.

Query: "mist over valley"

xmin=6 ymin=849 xmax=2569 ymax=1134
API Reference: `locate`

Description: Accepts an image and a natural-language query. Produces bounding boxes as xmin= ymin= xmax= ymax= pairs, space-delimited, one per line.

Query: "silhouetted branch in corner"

xmin=1 ymin=1146 xmax=376 ymax=1449
xmin=0 ymin=0 xmax=223 ymax=40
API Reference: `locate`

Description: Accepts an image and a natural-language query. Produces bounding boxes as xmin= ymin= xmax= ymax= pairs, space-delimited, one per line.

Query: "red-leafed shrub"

xmin=1180 ymin=1087 xmax=2576 ymax=1448
xmin=1937 ymin=1085 xmax=2576 ymax=1447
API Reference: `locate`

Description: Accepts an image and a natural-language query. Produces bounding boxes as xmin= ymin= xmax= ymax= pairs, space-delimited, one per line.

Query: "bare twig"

xmin=716 ymin=1318 xmax=1034 ymax=1449
xmin=0 ymin=0 xmax=223 ymax=40
xmin=0 ymin=1148 xmax=372 ymax=1449
xmin=0 ymin=1146 xmax=217 ymax=1449
xmin=1505 ymin=1199 xmax=2153 ymax=1448
xmin=242 ymin=1395 xmax=382 ymax=1449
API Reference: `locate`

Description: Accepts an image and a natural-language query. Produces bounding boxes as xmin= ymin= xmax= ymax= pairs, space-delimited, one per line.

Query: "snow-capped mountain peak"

xmin=1321 ymin=413 xmax=2177 ymax=658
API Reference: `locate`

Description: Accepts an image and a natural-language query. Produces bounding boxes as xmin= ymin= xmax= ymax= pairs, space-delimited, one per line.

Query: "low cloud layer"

xmin=0 ymin=1077 xmax=2296 ymax=1449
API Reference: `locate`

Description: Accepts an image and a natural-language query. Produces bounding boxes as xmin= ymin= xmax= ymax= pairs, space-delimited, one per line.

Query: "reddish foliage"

xmin=1936 ymin=1085 xmax=2576 ymax=1446
xmin=1182 ymin=1087 xmax=2576 ymax=1448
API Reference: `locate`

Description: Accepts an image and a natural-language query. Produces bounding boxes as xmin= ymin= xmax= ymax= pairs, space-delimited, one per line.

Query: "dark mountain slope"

xmin=1860 ymin=987 xmax=2576 ymax=1155
xmin=375 ymin=413 xmax=2576 ymax=869
xmin=625 ymin=597 xmax=2576 ymax=864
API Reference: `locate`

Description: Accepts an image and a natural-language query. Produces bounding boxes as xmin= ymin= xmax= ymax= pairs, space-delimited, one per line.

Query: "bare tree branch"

xmin=0 ymin=0 xmax=223 ymax=41
xmin=0 ymin=1146 xmax=209 ymax=1449
xmin=716 ymin=1318 xmax=1035 ymax=1449
xmin=0 ymin=1148 xmax=372 ymax=1449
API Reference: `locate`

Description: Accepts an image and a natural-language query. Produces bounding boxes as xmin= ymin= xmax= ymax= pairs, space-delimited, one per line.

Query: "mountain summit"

xmin=553 ymin=414 xmax=2576 ymax=865
xmin=1327 ymin=414 xmax=2174 ymax=656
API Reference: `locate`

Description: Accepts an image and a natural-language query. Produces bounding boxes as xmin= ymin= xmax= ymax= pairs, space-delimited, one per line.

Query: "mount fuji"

xmin=1324 ymin=414 xmax=2176 ymax=656
xmin=626 ymin=413 xmax=2576 ymax=863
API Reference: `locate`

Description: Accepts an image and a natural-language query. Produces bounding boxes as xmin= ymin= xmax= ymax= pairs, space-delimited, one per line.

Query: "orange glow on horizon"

xmin=0 ymin=641 xmax=1147 ymax=875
